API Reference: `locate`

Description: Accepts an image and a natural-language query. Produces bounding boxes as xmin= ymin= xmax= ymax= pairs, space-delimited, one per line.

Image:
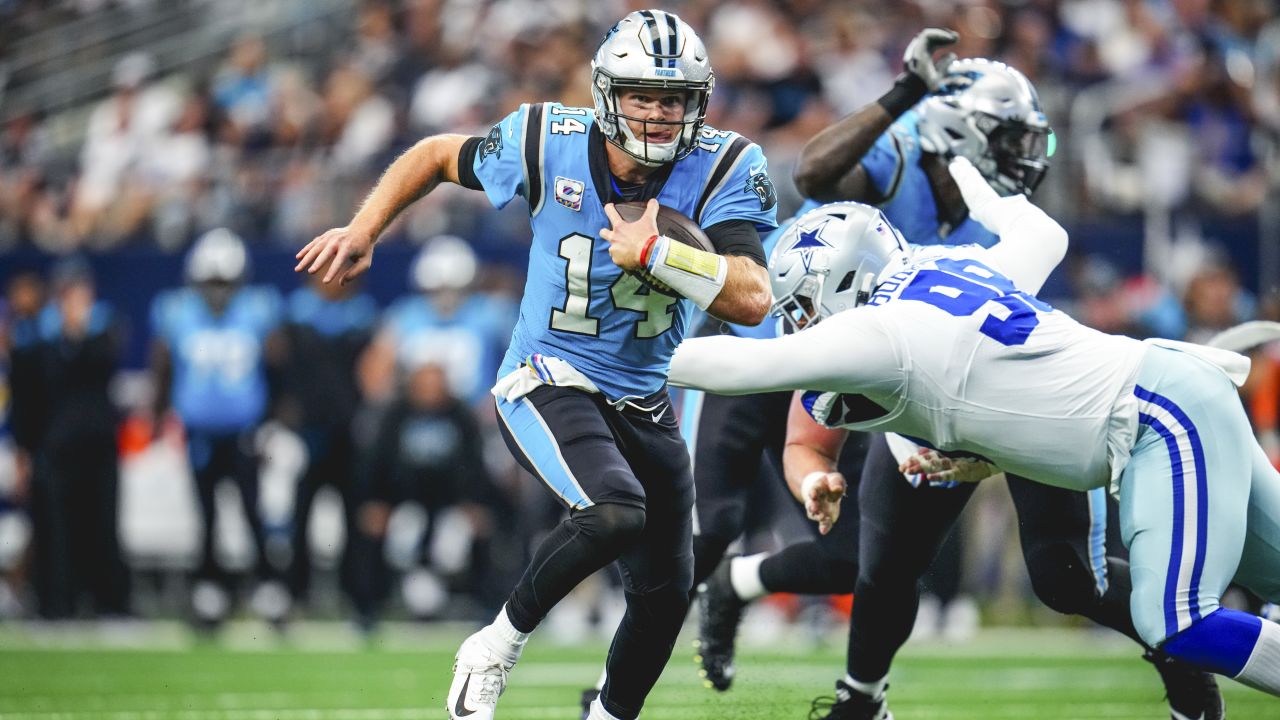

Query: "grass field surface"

xmin=0 ymin=622 xmax=1274 ymax=719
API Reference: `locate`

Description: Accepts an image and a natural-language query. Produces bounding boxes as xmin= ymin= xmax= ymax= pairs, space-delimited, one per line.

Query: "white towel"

xmin=491 ymin=353 xmax=601 ymax=403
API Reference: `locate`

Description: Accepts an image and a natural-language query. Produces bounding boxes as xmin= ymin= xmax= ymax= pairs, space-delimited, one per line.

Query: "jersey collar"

xmin=589 ymin=124 xmax=676 ymax=205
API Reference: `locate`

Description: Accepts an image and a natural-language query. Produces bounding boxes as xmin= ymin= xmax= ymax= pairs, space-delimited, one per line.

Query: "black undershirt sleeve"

xmin=705 ymin=219 xmax=767 ymax=268
xmin=456 ymin=136 xmax=483 ymax=190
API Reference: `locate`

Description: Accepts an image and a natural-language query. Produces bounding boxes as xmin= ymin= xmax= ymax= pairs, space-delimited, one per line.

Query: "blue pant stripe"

xmin=495 ymin=397 xmax=593 ymax=509
xmin=1086 ymin=486 xmax=1109 ymax=595
xmin=1136 ymin=384 xmax=1210 ymax=626
xmin=1170 ymin=408 xmax=1209 ymax=623
xmin=1137 ymin=410 xmax=1188 ymax=638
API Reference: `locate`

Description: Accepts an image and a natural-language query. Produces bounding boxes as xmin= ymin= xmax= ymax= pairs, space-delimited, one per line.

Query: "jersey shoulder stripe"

xmin=693 ymin=133 xmax=753 ymax=223
xmin=524 ymin=102 xmax=548 ymax=214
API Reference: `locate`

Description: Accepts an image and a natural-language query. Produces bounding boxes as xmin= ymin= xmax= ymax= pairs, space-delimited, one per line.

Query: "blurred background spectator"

xmin=3 ymin=0 xmax=1280 ymax=633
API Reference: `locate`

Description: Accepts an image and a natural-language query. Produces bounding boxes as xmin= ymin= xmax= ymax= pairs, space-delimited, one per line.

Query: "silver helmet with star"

xmin=769 ymin=202 xmax=910 ymax=333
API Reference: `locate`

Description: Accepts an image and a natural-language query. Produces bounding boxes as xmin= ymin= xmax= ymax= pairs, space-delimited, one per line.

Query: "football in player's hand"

xmin=614 ymin=200 xmax=716 ymax=296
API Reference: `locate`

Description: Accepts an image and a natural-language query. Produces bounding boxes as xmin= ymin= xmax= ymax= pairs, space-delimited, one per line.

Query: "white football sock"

xmin=587 ymin=697 xmax=624 ymax=720
xmin=478 ymin=604 xmax=530 ymax=665
xmin=844 ymin=672 xmax=888 ymax=700
xmin=1235 ymin=616 xmax=1280 ymax=696
xmin=729 ymin=552 xmax=769 ymax=602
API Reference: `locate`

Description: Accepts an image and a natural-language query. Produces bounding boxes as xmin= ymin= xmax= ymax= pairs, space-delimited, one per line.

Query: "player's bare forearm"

xmin=296 ymin=134 xmax=468 ymax=284
xmin=792 ymin=103 xmax=894 ymax=201
xmin=783 ymin=392 xmax=846 ymax=501
xmin=784 ymin=392 xmax=849 ymax=534
xmin=705 ymin=256 xmax=771 ymax=325
xmin=350 ymin=134 xmax=468 ymax=238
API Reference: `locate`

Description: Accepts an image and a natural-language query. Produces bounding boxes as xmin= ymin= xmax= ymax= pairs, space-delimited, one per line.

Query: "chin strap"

xmin=645 ymin=235 xmax=728 ymax=310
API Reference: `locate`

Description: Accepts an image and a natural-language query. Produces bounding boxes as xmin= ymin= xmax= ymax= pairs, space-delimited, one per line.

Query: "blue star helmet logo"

xmin=785 ymin=219 xmax=834 ymax=272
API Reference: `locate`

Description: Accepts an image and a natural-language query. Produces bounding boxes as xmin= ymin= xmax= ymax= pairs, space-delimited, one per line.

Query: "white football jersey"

xmin=822 ymin=244 xmax=1149 ymax=490
xmin=668 ymin=243 xmax=1153 ymax=491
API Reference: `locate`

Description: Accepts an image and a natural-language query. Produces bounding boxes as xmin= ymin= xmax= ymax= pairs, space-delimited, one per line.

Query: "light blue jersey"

xmin=151 ymin=286 xmax=282 ymax=433
xmin=475 ymin=103 xmax=777 ymax=402
xmin=286 ymin=286 xmax=378 ymax=339
xmin=382 ymin=293 xmax=517 ymax=405
xmin=37 ymin=301 xmax=114 ymax=340
xmin=862 ymin=110 xmax=999 ymax=248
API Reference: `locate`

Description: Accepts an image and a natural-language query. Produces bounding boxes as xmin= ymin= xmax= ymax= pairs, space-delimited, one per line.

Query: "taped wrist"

xmin=877 ymin=73 xmax=929 ymax=117
xmin=645 ymin=235 xmax=728 ymax=310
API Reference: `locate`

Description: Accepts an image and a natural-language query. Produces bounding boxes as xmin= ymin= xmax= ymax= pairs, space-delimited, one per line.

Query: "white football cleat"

xmin=447 ymin=632 xmax=513 ymax=719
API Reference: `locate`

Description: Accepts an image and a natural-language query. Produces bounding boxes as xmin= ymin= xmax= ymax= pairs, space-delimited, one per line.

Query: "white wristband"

xmin=645 ymin=235 xmax=728 ymax=310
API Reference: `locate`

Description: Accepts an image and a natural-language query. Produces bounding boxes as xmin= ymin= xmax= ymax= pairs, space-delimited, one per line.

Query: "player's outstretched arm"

xmin=295 ymin=133 xmax=470 ymax=285
xmin=669 ymin=307 xmax=899 ymax=395
xmin=793 ymin=27 xmax=957 ymax=202
xmin=948 ymin=156 xmax=1067 ymax=295
xmin=784 ymin=391 xmax=849 ymax=534
xmin=705 ymin=256 xmax=771 ymax=325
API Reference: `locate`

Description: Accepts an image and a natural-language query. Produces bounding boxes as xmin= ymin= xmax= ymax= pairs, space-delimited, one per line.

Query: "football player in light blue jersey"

xmin=692 ymin=31 xmax=1221 ymax=720
xmin=277 ymin=273 xmax=379 ymax=625
xmin=296 ymin=10 xmax=776 ymax=720
xmin=151 ymin=228 xmax=283 ymax=629
xmin=360 ymin=236 xmax=516 ymax=408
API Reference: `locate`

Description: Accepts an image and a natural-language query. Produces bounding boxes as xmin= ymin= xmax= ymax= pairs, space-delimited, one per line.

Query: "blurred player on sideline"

xmin=151 ymin=228 xmax=283 ymax=630
xmin=296 ymin=10 xmax=777 ymax=720
xmin=276 ymin=272 xmax=378 ymax=624
xmin=357 ymin=236 xmax=515 ymax=409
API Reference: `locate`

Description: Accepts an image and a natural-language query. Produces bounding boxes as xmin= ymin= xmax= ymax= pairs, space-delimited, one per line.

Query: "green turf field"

xmin=0 ymin=623 xmax=1274 ymax=719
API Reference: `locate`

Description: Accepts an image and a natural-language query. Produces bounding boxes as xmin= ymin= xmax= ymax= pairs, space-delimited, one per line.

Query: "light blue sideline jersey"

xmin=473 ymin=102 xmax=778 ymax=402
xmin=286 ymin=285 xmax=378 ymax=339
xmin=381 ymin=293 xmax=518 ymax=405
xmin=151 ymin=285 xmax=282 ymax=433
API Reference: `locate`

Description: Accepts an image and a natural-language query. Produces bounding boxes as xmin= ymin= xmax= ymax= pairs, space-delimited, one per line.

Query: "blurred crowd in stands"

xmin=3 ymin=0 xmax=1280 ymax=635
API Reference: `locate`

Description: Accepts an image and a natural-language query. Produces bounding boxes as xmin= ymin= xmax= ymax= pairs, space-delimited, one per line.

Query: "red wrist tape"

xmin=639 ymin=234 xmax=660 ymax=268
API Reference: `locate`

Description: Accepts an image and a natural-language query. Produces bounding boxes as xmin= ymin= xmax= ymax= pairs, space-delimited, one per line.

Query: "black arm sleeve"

xmin=705 ymin=219 xmax=767 ymax=268
xmin=876 ymin=73 xmax=929 ymax=118
xmin=456 ymin=137 xmax=483 ymax=191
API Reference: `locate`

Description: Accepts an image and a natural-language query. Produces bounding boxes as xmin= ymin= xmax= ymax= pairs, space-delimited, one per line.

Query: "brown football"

xmin=613 ymin=201 xmax=716 ymax=295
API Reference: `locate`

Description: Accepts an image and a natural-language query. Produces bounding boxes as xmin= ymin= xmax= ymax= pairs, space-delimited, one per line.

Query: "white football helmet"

xmin=770 ymin=202 xmax=911 ymax=333
xmin=916 ymin=58 xmax=1053 ymax=196
xmin=410 ymin=235 xmax=477 ymax=293
xmin=185 ymin=227 xmax=247 ymax=284
xmin=591 ymin=10 xmax=714 ymax=166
